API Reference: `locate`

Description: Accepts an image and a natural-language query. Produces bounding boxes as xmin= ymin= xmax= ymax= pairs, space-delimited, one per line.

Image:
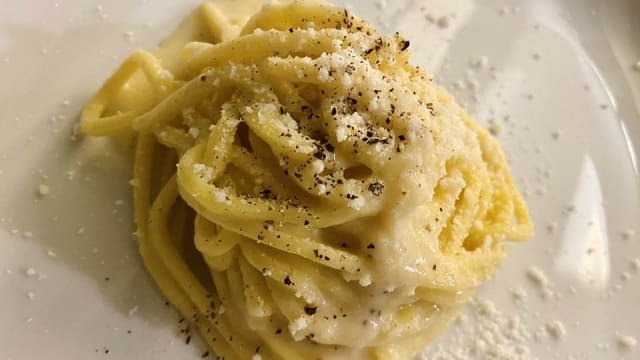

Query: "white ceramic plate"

xmin=1 ymin=0 xmax=638 ymax=359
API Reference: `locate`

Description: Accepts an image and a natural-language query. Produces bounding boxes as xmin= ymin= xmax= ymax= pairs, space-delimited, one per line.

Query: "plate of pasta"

xmin=0 ymin=0 xmax=639 ymax=359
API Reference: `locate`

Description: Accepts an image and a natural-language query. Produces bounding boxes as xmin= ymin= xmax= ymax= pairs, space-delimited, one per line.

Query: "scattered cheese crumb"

xmin=251 ymin=355 xmax=263 ymax=360
xmin=128 ymin=305 xmax=139 ymax=316
xmin=192 ymin=163 xmax=214 ymax=183
xmin=213 ymin=188 xmax=227 ymax=203
xmin=511 ymin=287 xmax=527 ymax=302
xmin=47 ymin=250 xmax=56 ymax=257
xmin=25 ymin=268 xmax=37 ymax=277
xmin=631 ymin=258 xmax=640 ymax=271
xmin=618 ymin=335 xmax=637 ymax=349
xmin=374 ymin=0 xmax=387 ymax=9
xmin=123 ymin=31 xmax=134 ymax=42
xmin=27 ymin=291 xmax=35 ymax=300
xmin=546 ymin=320 xmax=566 ymax=339
xmin=188 ymin=127 xmax=200 ymax=138
xmin=436 ymin=16 xmax=450 ymax=28
xmin=526 ymin=266 xmax=549 ymax=287
xmin=488 ymin=118 xmax=501 ymax=136
xmin=541 ymin=287 xmax=555 ymax=299
xmin=38 ymin=184 xmax=50 ymax=196
xmin=424 ymin=297 xmax=532 ymax=359
xmin=317 ymin=67 xmax=330 ymax=82
xmin=311 ymin=159 xmax=325 ymax=174
xmin=621 ymin=272 xmax=631 ymax=281
xmin=288 ymin=316 xmax=308 ymax=336
xmin=348 ymin=196 xmax=365 ymax=211
xmin=454 ymin=80 xmax=466 ymax=90
xmin=621 ymin=229 xmax=635 ymax=240
xmin=23 ymin=231 xmax=33 ymax=239
xmin=498 ymin=6 xmax=511 ymax=16
xmin=358 ymin=274 xmax=372 ymax=287
xmin=471 ymin=56 xmax=489 ymax=69
xmin=633 ymin=61 xmax=640 ymax=72
xmin=476 ymin=298 xmax=497 ymax=316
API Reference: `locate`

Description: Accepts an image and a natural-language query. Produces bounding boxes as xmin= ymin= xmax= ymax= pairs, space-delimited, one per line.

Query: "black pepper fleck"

xmin=368 ymin=182 xmax=384 ymax=196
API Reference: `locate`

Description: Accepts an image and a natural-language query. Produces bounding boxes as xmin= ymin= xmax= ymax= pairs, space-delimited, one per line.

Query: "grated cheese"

xmin=545 ymin=320 xmax=566 ymax=339
xmin=621 ymin=229 xmax=635 ymax=240
xmin=192 ymin=163 xmax=214 ymax=183
xmin=348 ymin=196 xmax=365 ymax=211
xmin=471 ymin=56 xmax=489 ymax=69
xmin=618 ymin=335 xmax=637 ymax=349
xmin=511 ymin=287 xmax=527 ymax=303
xmin=526 ymin=267 xmax=548 ymax=286
xmin=423 ymin=297 xmax=532 ymax=359
xmin=38 ymin=184 xmax=50 ymax=196
xmin=213 ymin=188 xmax=227 ymax=203
xmin=188 ymin=127 xmax=200 ymax=138
xmin=374 ymin=0 xmax=387 ymax=9
xmin=311 ymin=159 xmax=325 ymax=174
xmin=288 ymin=316 xmax=308 ymax=336
xmin=436 ymin=16 xmax=450 ymax=28
xmin=358 ymin=274 xmax=372 ymax=287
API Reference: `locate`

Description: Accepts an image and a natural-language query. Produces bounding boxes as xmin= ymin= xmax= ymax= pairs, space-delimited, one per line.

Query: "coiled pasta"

xmin=81 ymin=1 xmax=533 ymax=359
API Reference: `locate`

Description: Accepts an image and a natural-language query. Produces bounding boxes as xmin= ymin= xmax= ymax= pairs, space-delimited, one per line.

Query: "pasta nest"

xmin=81 ymin=1 xmax=532 ymax=359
